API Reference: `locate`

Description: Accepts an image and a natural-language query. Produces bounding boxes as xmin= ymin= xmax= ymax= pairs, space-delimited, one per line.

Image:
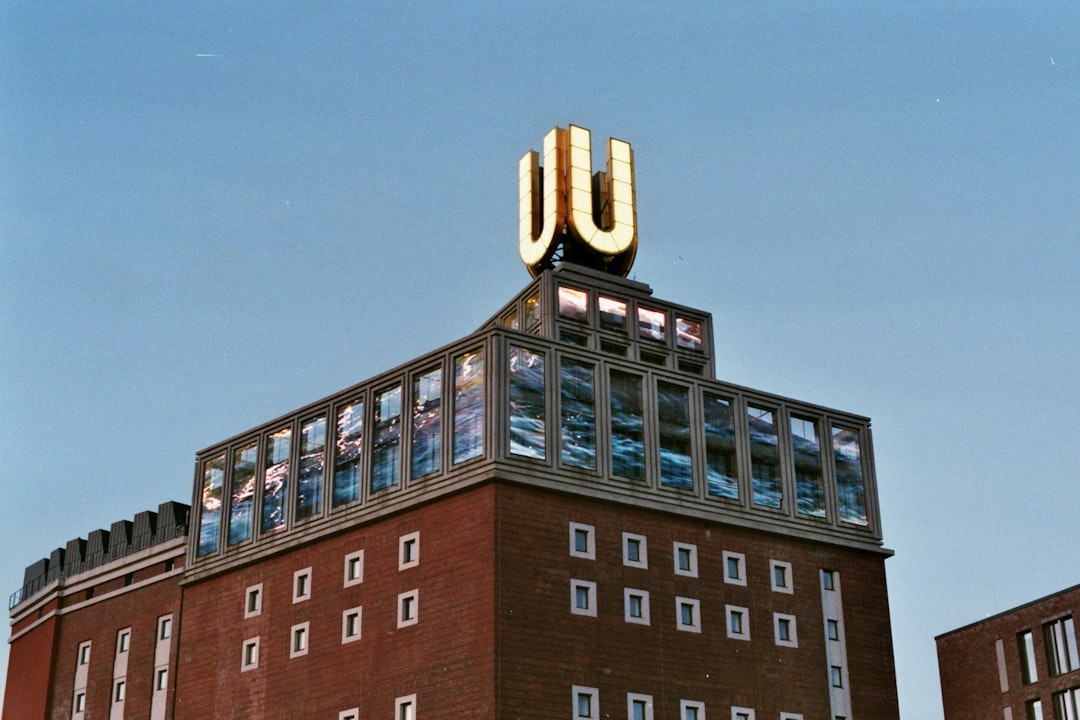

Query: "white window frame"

xmin=244 ymin=583 xmax=263 ymax=618
xmin=398 ymin=589 xmax=419 ymax=628
xmin=344 ymin=549 xmax=365 ymax=587
xmin=113 ymin=679 xmax=126 ymax=703
xmin=770 ymin=560 xmax=793 ymax=594
xmin=570 ymin=522 xmax=596 ymax=559
xmin=241 ymin=636 xmax=260 ymax=672
xmin=293 ymin=567 xmax=313 ymax=603
xmin=676 ymin=596 xmax=701 ymax=633
xmin=158 ymin=615 xmax=172 ymax=641
xmin=624 ymin=588 xmax=651 ymax=625
xmin=830 ymin=665 xmax=844 ymax=687
xmin=726 ymin=605 xmax=750 ymax=641
xmin=622 ymin=532 xmax=648 ymax=568
xmin=573 ymin=685 xmax=599 ymax=720
xmin=673 ymin=542 xmax=698 ymax=577
xmin=399 ymin=531 xmax=420 ymax=570
xmin=627 ymin=692 xmax=654 ymax=720
xmin=822 ymin=569 xmax=837 ymax=591
xmin=680 ymin=699 xmax=706 ymax=720
xmin=78 ymin=640 xmax=91 ymax=665
xmin=774 ymin=613 xmax=798 ymax=648
xmin=731 ymin=708 xmax=755 ymax=720
xmin=74 ymin=691 xmax=86 ymax=714
xmin=155 ymin=667 xmax=168 ymax=691
xmin=342 ymin=606 xmax=363 ymax=643
xmin=290 ymin=621 xmax=310 ymax=658
xmin=117 ymin=628 xmax=131 ymax=653
xmin=339 ymin=709 xmax=359 ymax=720
xmin=827 ymin=618 xmax=840 ymax=642
xmin=723 ymin=551 xmax=746 ymax=586
xmin=395 ymin=694 xmax=417 ymax=720
xmin=571 ymin=579 xmax=598 ymax=617
xmin=780 ymin=714 xmax=804 ymax=720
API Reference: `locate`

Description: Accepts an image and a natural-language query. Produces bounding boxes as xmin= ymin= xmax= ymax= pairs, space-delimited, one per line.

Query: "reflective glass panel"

xmin=197 ymin=454 xmax=225 ymax=556
xmin=598 ymin=296 xmax=627 ymax=332
xmin=228 ymin=443 xmax=257 ymax=545
xmin=333 ymin=400 xmax=363 ymax=507
xmin=832 ymin=425 xmax=868 ymax=525
xmin=747 ymin=405 xmax=781 ymax=508
xmin=261 ymin=428 xmax=291 ymax=533
xmin=558 ymin=286 xmax=588 ymax=322
xmin=509 ymin=346 xmax=545 ymax=459
xmin=411 ymin=369 xmax=442 ymax=478
xmin=372 ymin=386 xmax=402 ymax=493
xmin=703 ymin=393 xmax=738 ymax=499
xmin=637 ymin=307 xmax=666 ymax=341
xmin=453 ymin=350 xmax=485 ymax=463
xmin=791 ymin=415 xmax=826 ymax=518
xmin=658 ymin=382 xmax=692 ymax=489
xmin=503 ymin=311 xmax=519 ymax=330
xmin=296 ymin=416 xmax=326 ymax=521
xmin=610 ymin=371 xmax=644 ymax=480
xmin=560 ymin=358 xmax=596 ymax=470
xmin=523 ymin=293 xmax=541 ymax=328
xmin=676 ymin=318 xmax=702 ymax=351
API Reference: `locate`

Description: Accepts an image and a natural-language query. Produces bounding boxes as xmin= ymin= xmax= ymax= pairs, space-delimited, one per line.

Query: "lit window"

xmin=599 ymin=296 xmax=627 ymax=332
xmin=290 ymin=623 xmax=309 ymax=658
xmin=158 ymin=616 xmax=172 ymax=640
xmin=114 ymin=680 xmax=126 ymax=703
xmin=241 ymin=637 xmax=260 ymax=671
xmin=821 ymin=570 xmax=836 ymax=591
xmin=155 ymin=668 xmax=168 ymax=691
xmin=573 ymin=686 xmax=598 ymax=720
xmin=523 ymin=293 xmax=540 ymax=328
xmin=827 ymin=619 xmax=841 ymax=642
xmin=627 ymin=692 xmax=654 ymax=720
xmin=774 ymin=613 xmax=798 ymax=648
xmin=558 ymin=286 xmax=588 ymax=322
xmin=676 ymin=317 xmax=702 ymax=350
xmin=673 ymin=542 xmax=698 ymax=577
xmin=723 ymin=551 xmax=746 ymax=586
xmin=398 ymin=589 xmax=419 ymax=627
xmin=117 ymin=629 xmax=130 ymax=653
xmin=569 ymin=522 xmax=595 ymax=559
xmin=680 ymin=699 xmax=706 ymax=720
xmin=624 ymin=588 xmax=650 ymax=625
xmin=1045 ymin=616 xmax=1080 ymax=676
xmin=731 ymin=707 xmax=755 ymax=720
xmin=395 ymin=694 xmax=417 ymax=720
xmin=830 ymin=666 xmax=844 ymax=687
xmin=400 ymin=532 xmax=420 ymax=570
xmin=571 ymin=580 xmax=597 ymax=617
xmin=623 ymin=533 xmax=647 ymax=568
xmin=245 ymin=584 xmax=263 ymax=618
xmin=726 ymin=605 xmax=750 ymax=641
xmin=342 ymin=606 xmax=362 ymax=643
xmin=344 ymin=550 xmax=364 ymax=586
xmin=676 ymin=597 xmax=701 ymax=633
xmin=638 ymin=307 xmax=666 ymax=341
xmin=293 ymin=567 xmax=312 ymax=603
xmin=770 ymin=560 xmax=793 ymax=593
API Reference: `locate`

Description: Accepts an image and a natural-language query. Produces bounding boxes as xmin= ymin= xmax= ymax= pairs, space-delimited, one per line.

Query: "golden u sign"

xmin=519 ymin=125 xmax=637 ymax=278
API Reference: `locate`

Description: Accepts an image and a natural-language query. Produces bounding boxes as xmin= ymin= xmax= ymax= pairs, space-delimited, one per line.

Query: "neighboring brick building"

xmin=936 ymin=584 xmax=1080 ymax=720
xmin=5 ymin=125 xmax=901 ymax=720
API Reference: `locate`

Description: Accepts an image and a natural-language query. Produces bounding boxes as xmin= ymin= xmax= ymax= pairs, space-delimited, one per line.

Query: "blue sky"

xmin=3 ymin=3 xmax=1079 ymax=717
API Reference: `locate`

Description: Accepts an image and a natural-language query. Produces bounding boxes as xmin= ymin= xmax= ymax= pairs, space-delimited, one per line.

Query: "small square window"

xmin=342 ymin=606 xmax=363 ymax=644
xmin=770 ymin=560 xmax=793 ymax=593
xmin=676 ymin=597 xmax=701 ymax=633
xmin=673 ymin=542 xmax=698 ymax=577
xmin=398 ymin=589 xmax=419 ymax=627
xmin=822 ymin=569 xmax=836 ymax=591
xmin=627 ymin=692 xmax=654 ymax=720
xmin=573 ymin=686 xmax=599 ymax=720
xmin=114 ymin=679 xmax=126 ymax=703
xmin=623 ymin=532 xmax=648 ymax=568
xmin=830 ymin=665 xmax=844 ymax=687
xmin=774 ymin=613 xmax=798 ymax=648
xmin=344 ymin=550 xmax=365 ymax=586
xmin=290 ymin=622 xmax=309 ymax=658
xmin=241 ymin=637 xmax=260 ymax=671
xmin=624 ymin=588 xmax=651 ymax=625
xmin=117 ymin=629 xmax=130 ymax=653
xmin=723 ymin=551 xmax=746 ymax=586
xmin=158 ymin=616 xmax=172 ymax=640
xmin=395 ymin=694 xmax=417 ymax=720
xmin=571 ymin=579 xmax=597 ymax=617
xmin=245 ymin=584 xmax=263 ymax=618
xmin=726 ymin=605 xmax=750 ymax=641
xmin=293 ymin=567 xmax=313 ymax=603
xmin=155 ymin=668 xmax=168 ymax=691
xmin=731 ymin=708 xmax=755 ymax=720
xmin=399 ymin=532 xmax=420 ymax=570
xmin=780 ymin=714 xmax=804 ymax=720
xmin=74 ymin=692 xmax=86 ymax=713
xmin=827 ymin=619 xmax=841 ymax=642
xmin=680 ymin=700 xmax=706 ymax=720
xmin=339 ymin=709 xmax=360 ymax=720
xmin=570 ymin=522 xmax=596 ymax=559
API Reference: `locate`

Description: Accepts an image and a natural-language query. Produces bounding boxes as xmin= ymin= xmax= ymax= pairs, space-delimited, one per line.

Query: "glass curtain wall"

xmin=296 ymin=416 xmax=326 ymax=521
xmin=560 ymin=358 xmax=596 ymax=469
xmin=333 ymin=400 xmax=363 ymax=507
xmin=261 ymin=428 xmax=291 ymax=533
xmin=703 ymin=393 xmax=738 ymax=499
xmin=411 ymin=369 xmax=442 ymax=478
xmin=509 ymin=346 xmax=545 ymax=459
xmin=197 ymin=454 xmax=224 ymax=556
xmin=453 ymin=350 xmax=485 ymax=463
xmin=747 ymin=405 xmax=781 ymax=508
xmin=610 ymin=370 xmax=644 ymax=480
xmin=229 ymin=443 xmax=257 ymax=544
xmin=657 ymin=382 xmax=691 ymax=489
xmin=371 ymin=386 xmax=402 ymax=493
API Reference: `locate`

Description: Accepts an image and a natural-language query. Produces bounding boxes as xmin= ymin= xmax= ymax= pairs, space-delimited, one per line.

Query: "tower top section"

xmin=519 ymin=125 xmax=638 ymax=278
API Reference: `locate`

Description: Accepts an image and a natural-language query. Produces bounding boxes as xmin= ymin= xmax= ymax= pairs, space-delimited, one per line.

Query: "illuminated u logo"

xmin=518 ymin=125 xmax=637 ymax=278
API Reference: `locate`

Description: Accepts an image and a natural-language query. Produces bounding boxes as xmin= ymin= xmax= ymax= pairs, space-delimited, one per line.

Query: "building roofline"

xmin=934 ymin=581 xmax=1080 ymax=640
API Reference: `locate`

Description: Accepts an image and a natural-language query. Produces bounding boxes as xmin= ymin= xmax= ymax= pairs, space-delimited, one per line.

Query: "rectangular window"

xmin=155 ymin=667 xmax=168 ymax=691
xmin=822 ymin=570 xmax=837 ymax=591
xmin=827 ymin=619 xmax=840 ymax=642
xmin=623 ymin=533 xmax=647 ymax=568
xmin=1045 ymin=616 xmax=1080 ymax=676
xmin=296 ymin=415 xmax=327 ymax=521
xmin=290 ymin=622 xmax=309 ymax=658
xmin=293 ymin=567 xmax=312 ymax=603
xmin=569 ymin=522 xmax=595 ymax=559
xmin=117 ymin=629 xmax=130 ymax=653
xmin=559 ymin=286 xmax=589 ymax=321
xmin=229 ymin=442 xmax=257 ymax=544
xmin=676 ymin=317 xmax=702 ymax=350
xmin=395 ymin=695 xmax=417 ymax=720
xmin=453 ymin=350 xmax=485 ymax=463
xmin=774 ymin=613 xmax=798 ymax=647
xmin=399 ymin=532 xmax=420 ymax=569
xmin=340 ymin=710 xmax=360 ymax=720
xmin=791 ymin=415 xmax=826 ymax=518
xmin=780 ymin=714 xmax=804 ymax=720
xmin=723 ymin=551 xmax=746 ymax=586
xmin=676 ymin=597 xmax=701 ymax=633
xmin=332 ymin=399 xmax=363 ymax=507
xmin=114 ymin=679 xmax=126 ymax=703
xmin=610 ymin=370 xmax=644 ymax=480
xmin=261 ymin=427 xmax=291 ymax=533
xmin=627 ymin=693 xmax=654 ymax=720
xmin=509 ymin=346 xmax=546 ymax=459
xmin=398 ymin=589 xmax=419 ymax=627
xmin=599 ymin=296 xmax=627 ymax=332
xmin=657 ymin=382 xmax=692 ymax=489
xmin=78 ymin=641 xmax=91 ymax=665
xmin=731 ymin=707 xmax=755 ymax=720
xmin=411 ymin=368 xmax=442 ymax=478
xmin=571 ymin=580 xmax=597 ymax=617
xmin=638 ymin=307 xmax=666 ymax=341
xmin=344 ymin=550 xmax=364 ymax=586
xmin=1053 ymin=689 xmax=1080 ymax=720
xmin=1020 ymin=630 xmax=1039 ymax=684
xmin=158 ymin=616 xmax=172 ymax=640
xmin=74 ymin=692 xmax=86 ymax=713
xmin=245 ymin=584 xmax=263 ymax=618
xmin=197 ymin=453 xmax=225 ymax=555
xmin=747 ymin=405 xmax=781 ymax=508
xmin=830 ymin=666 xmax=844 ymax=687
xmin=372 ymin=385 xmax=403 ymax=492
xmin=624 ymin=588 xmax=650 ymax=625
xmin=770 ymin=560 xmax=793 ymax=593
xmin=726 ymin=605 xmax=750 ymax=640
xmin=573 ymin=686 xmax=599 ymax=720
xmin=241 ymin=637 xmax=259 ymax=671
xmin=832 ymin=425 xmax=868 ymax=525
xmin=703 ymin=392 xmax=738 ymax=500
xmin=342 ymin=607 xmax=362 ymax=643
xmin=560 ymin=358 xmax=597 ymax=470
xmin=680 ymin=700 xmax=705 ymax=720
xmin=1026 ymin=698 xmax=1044 ymax=720
xmin=674 ymin=542 xmax=698 ymax=577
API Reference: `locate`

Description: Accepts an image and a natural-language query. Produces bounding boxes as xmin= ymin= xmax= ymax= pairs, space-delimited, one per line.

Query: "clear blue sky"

xmin=3 ymin=3 xmax=1078 ymax=717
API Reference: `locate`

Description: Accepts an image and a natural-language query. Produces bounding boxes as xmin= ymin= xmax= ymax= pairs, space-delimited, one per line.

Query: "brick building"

xmin=936 ymin=583 xmax=1080 ymax=720
xmin=5 ymin=125 xmax=901 ymax=720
